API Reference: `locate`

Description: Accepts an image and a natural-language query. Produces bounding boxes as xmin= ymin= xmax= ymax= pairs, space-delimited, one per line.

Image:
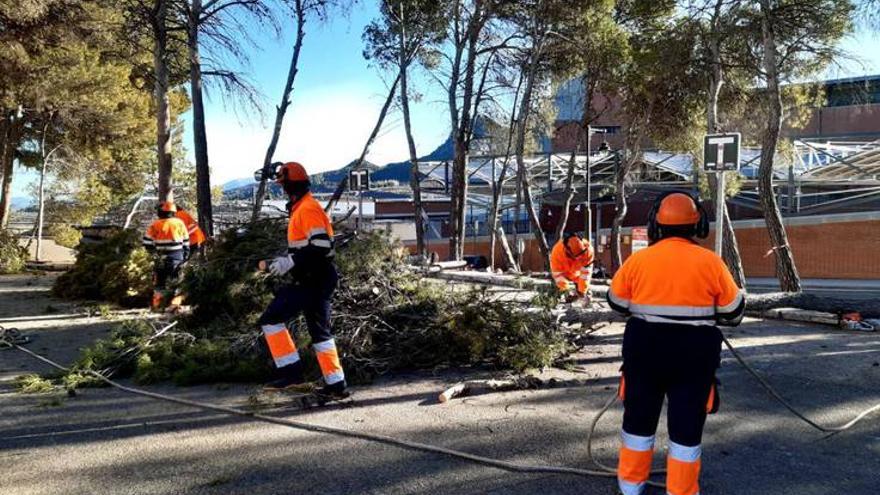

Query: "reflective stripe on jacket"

xmin=143 ymin=217 xmax=190 ymax=257
xmin=550 ymin=238 xmax=594 ymax=295
xmin=175 ymin=209 xmax=206 ymax=246
xmin=607 ymin=237 xmax=744 ymax=326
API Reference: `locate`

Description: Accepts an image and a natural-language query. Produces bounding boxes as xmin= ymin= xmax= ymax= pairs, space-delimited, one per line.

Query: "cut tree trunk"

xmin=746 ymin=292 xmax=880 ymax=318
xmin=153 ymin=0 xmax=173 ymax=203
xmin=187 ymin=0 xmax=213 ymax=236
xmin=758 ymin=1 xmax=801 ymax=292
xmin=252 ymin=0 xmax=305 ymax=221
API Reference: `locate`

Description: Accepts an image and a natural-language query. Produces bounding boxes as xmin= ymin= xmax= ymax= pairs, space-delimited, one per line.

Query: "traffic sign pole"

xmin=715 ymin=171 xmax=724 ymax=256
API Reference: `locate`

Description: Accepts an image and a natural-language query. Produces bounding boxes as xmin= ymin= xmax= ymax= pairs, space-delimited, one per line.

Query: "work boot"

xmin=263 ymin=362 xmax=306 ymax=391
xmin=315 ymin=380 xmax=349 ymax=400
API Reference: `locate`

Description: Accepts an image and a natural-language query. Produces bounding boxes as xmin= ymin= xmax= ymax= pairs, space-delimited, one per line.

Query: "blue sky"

xmin=11 ymin=4 xmax=880 ymax=198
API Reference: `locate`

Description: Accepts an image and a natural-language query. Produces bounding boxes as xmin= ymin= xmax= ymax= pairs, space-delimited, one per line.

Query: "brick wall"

xmin=411 ymin=214 xmax=880 ymax=280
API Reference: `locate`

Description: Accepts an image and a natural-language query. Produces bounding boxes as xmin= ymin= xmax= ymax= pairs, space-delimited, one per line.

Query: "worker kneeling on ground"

xmin=607 ymin=191 xmax=744 ymax=495
xmin=142 ymin=201 xmax=190 ymax=311
xmin=257 ymin=161 xmax=347 ymax=398
xmin=551 ymin=232 xmax=594 ymax=304
xmin=175 ymin=205 xmax=207 ymax=258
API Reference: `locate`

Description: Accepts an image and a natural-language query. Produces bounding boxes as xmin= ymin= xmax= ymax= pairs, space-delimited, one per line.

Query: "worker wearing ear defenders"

xmin=607 ymin=191 xmax=745 ymax=495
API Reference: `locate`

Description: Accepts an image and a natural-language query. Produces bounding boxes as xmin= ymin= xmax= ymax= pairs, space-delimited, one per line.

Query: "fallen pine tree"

xmin=59 ymin=222 xmax=584 ymax=387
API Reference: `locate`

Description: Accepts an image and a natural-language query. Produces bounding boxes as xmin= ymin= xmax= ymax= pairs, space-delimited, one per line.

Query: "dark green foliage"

xmin=70 ymin=319 xmax=269 ymax=386
xmin=65 ymin=224 xmax=568 ymax=388
xmin=53 ymin=229 xmax=152 ymax=307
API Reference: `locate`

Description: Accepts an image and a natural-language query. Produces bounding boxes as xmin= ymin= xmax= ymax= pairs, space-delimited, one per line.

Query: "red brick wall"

xmin=785 ymin=103 xmax=880 ymax=138
xmin=410 ymin=217 xmax=880 ymax=280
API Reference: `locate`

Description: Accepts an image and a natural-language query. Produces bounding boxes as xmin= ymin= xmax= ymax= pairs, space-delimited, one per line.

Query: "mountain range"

xmin=222 ymin=120 xmax=475 ymax=199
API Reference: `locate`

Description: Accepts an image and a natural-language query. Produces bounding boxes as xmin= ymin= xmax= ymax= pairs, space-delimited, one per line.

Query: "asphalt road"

xmin=1 ymin=274 xmax=879 ymax=495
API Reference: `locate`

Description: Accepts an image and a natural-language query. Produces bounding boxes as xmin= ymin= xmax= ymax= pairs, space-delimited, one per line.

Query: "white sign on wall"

xmin=631 ymin=227 xmax=649 ymax=253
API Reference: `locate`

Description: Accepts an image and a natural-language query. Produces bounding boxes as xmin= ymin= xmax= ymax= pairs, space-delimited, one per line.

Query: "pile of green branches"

xmin=53 ymin=229 xmax=152 ymax=307
xmin=64 ymin=221 xmax=568 ymax=387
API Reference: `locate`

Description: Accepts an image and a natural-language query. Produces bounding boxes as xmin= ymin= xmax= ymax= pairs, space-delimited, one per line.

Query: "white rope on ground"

xmin=0 ymin=330 xmax=618 ymax=481
xmin=3 ymin=326 xmax=879 ymax=489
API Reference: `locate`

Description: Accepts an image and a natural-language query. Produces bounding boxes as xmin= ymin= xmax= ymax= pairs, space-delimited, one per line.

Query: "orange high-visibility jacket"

xmin=175 ymin=209 xmax=206 ymax=246
xmin=550 ymin=238 xmax=594 ymax=295
xmin=607 ymin=237 xmax=744 ymax=326
xmin=142 ymin=217 xmax=190 ymax=258
xmin=287 ymin=192 xmax=335 ymax=276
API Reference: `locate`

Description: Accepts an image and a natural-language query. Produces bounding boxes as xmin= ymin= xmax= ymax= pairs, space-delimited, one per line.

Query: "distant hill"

xmin=222 ymin=118 xmax=494 ymax=200
xmin=11 ymin=197 xmax=31 ymax=211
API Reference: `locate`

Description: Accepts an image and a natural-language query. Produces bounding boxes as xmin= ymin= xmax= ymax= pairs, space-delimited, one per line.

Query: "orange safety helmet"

xmin=276 ymin=162 xmax=309 ymax=183
xmin=656 ymin=193 xmax=700 ymax=225
xmin=158 ymin=201 xmax=177 ymax=214
xmin=563 ymin=233 xmax=591 ymax=259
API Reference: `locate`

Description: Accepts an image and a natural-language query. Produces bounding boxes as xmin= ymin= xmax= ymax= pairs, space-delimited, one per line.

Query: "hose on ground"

xmin=0 ymin=330 xmax=619 ymax=481
xmin=3 ymin=327 xmax=879 ymax=488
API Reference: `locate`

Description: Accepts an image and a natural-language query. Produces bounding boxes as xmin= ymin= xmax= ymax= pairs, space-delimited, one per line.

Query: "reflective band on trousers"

xmin=667 ymin=441 xmax=701 ymax=495
xmin=618 ymin=430 xmax=654 ymax=490
xmin=313 ymin=339 xmax=345 ymax=385
xmin=262 ymin=324 xmax=300 ymax=368
xmin=619 ymin=479 xmax=646 ymax=495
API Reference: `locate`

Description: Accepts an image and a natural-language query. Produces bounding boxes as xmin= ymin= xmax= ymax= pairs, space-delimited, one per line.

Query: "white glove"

xmin=268 ymin=256 xmax=294 ymax=276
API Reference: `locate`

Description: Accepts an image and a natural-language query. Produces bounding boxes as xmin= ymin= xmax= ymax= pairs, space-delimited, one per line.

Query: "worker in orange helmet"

xmin=142 ymin=201 xmax=190 ymax=311
xmin=255 ymin=161 xmax=347 ymax=399
xmin=174 ymin=206 xmax=207 ymax=257
xmin=607 ymin=191 xmax=744 ymax=495
xmin=550 ymin=232 xmax=594 ymax=304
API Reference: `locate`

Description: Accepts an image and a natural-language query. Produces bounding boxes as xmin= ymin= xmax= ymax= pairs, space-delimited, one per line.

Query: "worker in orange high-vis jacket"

xmin=142 ymin=201 xmax=190 ymax=311
xmin=256 ymin=162 xmax=347 ymax=399
xmin=607 ymin=191 xmax=744 ymax=495
xmin=175 ymin=207 xmax=207 ymax=257
xmin=550 ymin=233 xmax=594 ymax=303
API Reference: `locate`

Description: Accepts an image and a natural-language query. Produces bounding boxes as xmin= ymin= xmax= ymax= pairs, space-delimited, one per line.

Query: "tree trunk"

xmin=35 ymin=117 xmax=55 ymax=262
xmin=153 ymin=0 xmax=173 ymax=203
xmin=488 ymin=75 xmax=524 ymax=272
xmin=446 ymin=6 xmax=465 ymax=261
xmin=251 ymin=0 xmax=305 ymax=221
xmin=514 ymin=41 xmax=550 ymax=269
xmin=746 ymin=292 xmax=880 ymax=318
xmin=398 ymin=9 xmax=426 ymax=260
xmin=324 ymin=73 xmax=401 ymax=214
xmin=0 ymin=115 xmax=20 ymax=229
xmin=187 ymin=0 xmax=213 ymax=236
xmin=609 ymin=151 xmax=628 ymax=271
xmin=759 ymin=2 xmax=801 ymax=292
xmin=448 ymin=3 xmax=484 ymax=261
